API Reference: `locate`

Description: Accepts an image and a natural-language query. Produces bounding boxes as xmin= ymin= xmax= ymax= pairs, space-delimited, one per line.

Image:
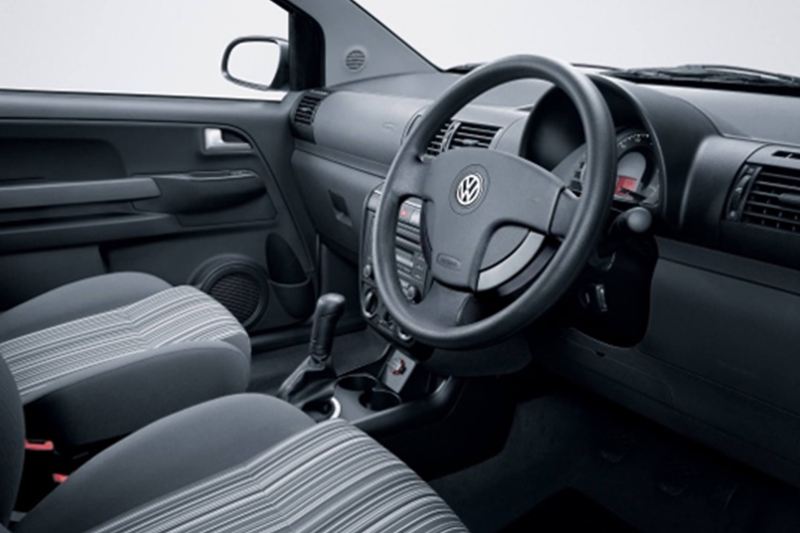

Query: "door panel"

xmin=0 ymin=90 xmax=316 ymax=335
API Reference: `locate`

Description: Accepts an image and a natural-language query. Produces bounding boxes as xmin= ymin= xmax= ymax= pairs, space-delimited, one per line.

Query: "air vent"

xmin=773 ymin=149 xmax=800 ymax=161
xmin=293 ymin=90 xmax=329 ymax=126
xmin=425 ymin=121 xmax=452 ymax=156
xmin=450 ymin=122 xmax=501 ymax=149
xmin=740 ymin=166 xmax=800 ymax=234
xmin=424 ymin=120 xmax=500 ymax=157
xmin=345 ymin=48 xmax=367 ymax=72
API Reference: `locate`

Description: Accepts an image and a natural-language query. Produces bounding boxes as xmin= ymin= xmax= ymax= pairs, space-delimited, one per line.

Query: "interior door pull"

xmin=203 ymin=128 xmax=252 ymax=154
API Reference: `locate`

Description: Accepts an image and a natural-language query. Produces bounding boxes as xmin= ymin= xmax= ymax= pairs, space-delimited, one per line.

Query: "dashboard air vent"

xmin=425 ymin=121 xmax=452 ymax=156
xmin=424 ymin=120 xmax=500 ymax=157
xmin=450 ymin=122 xmax=501 ymax=149
xmin=772 ymin=149 xmax=800 ymax=161
xmin=740 ymin=166 xmax=800 ymax=234
xmin=293 ymin=90 xmax=329 ymax=126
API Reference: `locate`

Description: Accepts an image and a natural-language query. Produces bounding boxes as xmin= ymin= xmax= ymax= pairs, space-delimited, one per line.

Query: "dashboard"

xmin=289 ymin=71 xmax=800 ymax=488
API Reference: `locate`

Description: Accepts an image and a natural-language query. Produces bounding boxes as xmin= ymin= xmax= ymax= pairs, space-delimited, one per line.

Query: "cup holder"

xmin=335 ymin=374 xmax=401 ymax=412
xmin=336 ymin=374 xmax=378 ymax=392
xmin=360 ymin=389 xmax=401 ymax=411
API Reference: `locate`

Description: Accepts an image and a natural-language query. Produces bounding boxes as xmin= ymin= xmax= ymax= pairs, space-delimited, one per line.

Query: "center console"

xmin=272 ymin=187 xmax=512 ymax=474
xmin=360 ymin=186 xmax=431 ymax=346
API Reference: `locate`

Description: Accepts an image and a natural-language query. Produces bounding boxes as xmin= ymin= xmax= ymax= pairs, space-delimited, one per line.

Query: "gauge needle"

xmin=618 ymin=186 xmax=647 ymax=201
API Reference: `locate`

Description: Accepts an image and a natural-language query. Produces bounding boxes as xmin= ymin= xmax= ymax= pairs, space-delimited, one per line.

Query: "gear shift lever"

xmin=277 ymin=293 xmax=346 ymax=406
xmin=307 ymin=293 xmax=346 ymax=363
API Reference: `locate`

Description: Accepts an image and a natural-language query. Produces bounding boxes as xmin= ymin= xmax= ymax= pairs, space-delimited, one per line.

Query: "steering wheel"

xmin=373 ymin=55 xmax=616 ymax=350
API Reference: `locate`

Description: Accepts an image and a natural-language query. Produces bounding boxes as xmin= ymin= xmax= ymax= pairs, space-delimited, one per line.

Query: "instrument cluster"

xmin=553 ymin=128 xmax=661 ymax=206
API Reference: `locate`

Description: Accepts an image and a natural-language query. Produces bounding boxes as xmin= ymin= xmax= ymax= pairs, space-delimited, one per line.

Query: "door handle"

xmin=203 ymin=128 xmax=252 ymax=154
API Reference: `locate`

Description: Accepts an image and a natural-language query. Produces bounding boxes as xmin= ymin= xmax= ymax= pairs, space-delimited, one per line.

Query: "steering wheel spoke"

xmin=491 ymin=154 xmax=571 ymax=236
xmin=426 ymin=220 xmax=494 ymax=292
xmin=549 ymin=189 xmax=579 ymax=239
xmin=410 ymin=280 xmax=479 ymax=329
xmin=389 ymin=152 xmax=431 ymax=199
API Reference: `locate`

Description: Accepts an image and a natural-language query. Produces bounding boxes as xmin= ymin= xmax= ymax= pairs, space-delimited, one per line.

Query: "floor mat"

xmin=431 ymin=378 xmax=800 ymax=533
xmin=248 ymin=328 xmax=389 ymax=395
xmin=503 ymin=489 xmax=637 ymax=532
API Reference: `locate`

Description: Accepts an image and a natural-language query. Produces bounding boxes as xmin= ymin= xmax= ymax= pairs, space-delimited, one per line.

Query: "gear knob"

xmin=308 ymin=293 xmax=346 ymax=362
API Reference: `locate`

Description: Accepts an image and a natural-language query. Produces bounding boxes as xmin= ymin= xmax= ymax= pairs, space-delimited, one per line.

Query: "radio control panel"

xmin=360 ymin=186 xmax=429 ymax=345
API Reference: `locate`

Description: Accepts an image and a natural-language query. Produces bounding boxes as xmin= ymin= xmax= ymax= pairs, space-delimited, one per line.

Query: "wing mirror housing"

xmin=221 ymin=36 xmax=289 ymax=91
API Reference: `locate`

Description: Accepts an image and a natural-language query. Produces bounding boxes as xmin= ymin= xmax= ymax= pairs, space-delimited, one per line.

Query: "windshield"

xmin=356 ymin=0 xmax=800 ymax=77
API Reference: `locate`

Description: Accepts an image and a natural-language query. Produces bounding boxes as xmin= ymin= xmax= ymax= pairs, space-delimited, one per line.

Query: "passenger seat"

xmin=0 ymin=272 xmax=250 ymax=450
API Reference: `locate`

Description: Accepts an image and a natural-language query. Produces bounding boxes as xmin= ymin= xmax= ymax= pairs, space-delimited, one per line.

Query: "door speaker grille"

xmin=192 ymin=256 xmax=269 ymax=330
xmin=208 ymin=272 xmax=261 ymax=324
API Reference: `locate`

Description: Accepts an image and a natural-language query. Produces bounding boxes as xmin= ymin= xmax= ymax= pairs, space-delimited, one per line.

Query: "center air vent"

xmin=424 ymin=120 xmax=500 ymax=157
xmin=425 ymin=121 xmax=453 ymax=156
xmin=450 ymin=122 xmax=501 ymax=149
xmin=293 ymin=90 xmax=330 ymax=127
xmin=736 ymin=165 xmax=800 ymax=234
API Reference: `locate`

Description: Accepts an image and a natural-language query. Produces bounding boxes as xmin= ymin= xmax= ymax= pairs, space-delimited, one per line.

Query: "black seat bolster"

xmin=24 ymin=341 xmax=251 ymax=450
xmin=0 ymin=357 xmax=23 ymax=528
xmin=17 ymin=394 xmax=314 ymax=533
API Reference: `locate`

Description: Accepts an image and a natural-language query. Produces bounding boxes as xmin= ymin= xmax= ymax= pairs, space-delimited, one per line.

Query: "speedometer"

xmin=614 ymin=130 xmax=657 ymax=203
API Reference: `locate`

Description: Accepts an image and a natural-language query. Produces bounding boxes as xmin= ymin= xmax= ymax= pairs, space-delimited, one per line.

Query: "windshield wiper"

xmin=607 ymin=64 xmax=800 ymax=92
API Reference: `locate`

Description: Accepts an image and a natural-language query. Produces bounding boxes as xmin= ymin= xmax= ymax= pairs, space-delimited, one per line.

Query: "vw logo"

xmin=455 ymin=173 xmax=483 ymax=206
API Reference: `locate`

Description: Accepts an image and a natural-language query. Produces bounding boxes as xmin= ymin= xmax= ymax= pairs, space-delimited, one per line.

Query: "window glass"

xmin=0 ymin=0 xmax=288 ymax=99
xmin=358 ymin=0 xmax=800 ymax=76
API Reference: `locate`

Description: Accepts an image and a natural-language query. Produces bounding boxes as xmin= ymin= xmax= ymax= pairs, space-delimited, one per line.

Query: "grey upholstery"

xmin=0 ymin=272 xmax=251 ymax=449
xmin=17 ymin=395 xmax=467 ymax=533
xmin=0 ymin=272 xmax=170 ymax=340
xmin=16 ymin=394 xmax=313 ymax=533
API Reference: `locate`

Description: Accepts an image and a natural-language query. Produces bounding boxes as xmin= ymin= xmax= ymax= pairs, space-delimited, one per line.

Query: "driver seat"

xmin=0 ymin=356 xmax=467 ymax=533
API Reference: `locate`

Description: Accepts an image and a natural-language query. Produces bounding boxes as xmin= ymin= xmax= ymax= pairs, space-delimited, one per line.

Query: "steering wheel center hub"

xmin=452 ymin=166 xmax=489 ymax=211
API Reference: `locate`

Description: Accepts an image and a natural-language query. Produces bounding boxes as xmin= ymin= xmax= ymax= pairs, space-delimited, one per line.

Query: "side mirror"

xmin=221 ymin=36 xmax=289 ymax=91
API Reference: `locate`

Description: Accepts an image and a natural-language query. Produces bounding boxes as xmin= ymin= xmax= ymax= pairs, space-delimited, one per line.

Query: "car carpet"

xmin=431 ymin=383 xmax=800 ymax=533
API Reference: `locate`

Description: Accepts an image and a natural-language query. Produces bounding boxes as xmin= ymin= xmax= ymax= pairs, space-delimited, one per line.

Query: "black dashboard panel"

xmin=289 ymin=69 xmax=800 ymax=486
xmin=293 ymin=69 xmax=800 ymax=276
xmin=312 ymin=91 xmax=427 ymax=164
xmin=293 ymin=68 xmax=800 ymax=277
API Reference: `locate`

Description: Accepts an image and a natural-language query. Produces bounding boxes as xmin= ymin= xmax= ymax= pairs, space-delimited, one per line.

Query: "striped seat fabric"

xmin=0 ymin=286 xmax=246 ymax=403
xmin=89 ymin=419 xmax=468 ymax=533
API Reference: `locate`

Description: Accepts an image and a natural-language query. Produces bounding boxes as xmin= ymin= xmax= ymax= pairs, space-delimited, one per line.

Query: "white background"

xmin=0 ymin=0 xmax=288 ymax=98
xmin=1 ymin=0 xmax=798 ymax=99
xmin=362 ymin=0 xmax=800 ymax=73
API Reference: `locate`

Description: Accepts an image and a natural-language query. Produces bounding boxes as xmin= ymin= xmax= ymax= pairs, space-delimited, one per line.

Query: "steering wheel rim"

xmin=373 ymin=55 xmax=616 ymax=350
